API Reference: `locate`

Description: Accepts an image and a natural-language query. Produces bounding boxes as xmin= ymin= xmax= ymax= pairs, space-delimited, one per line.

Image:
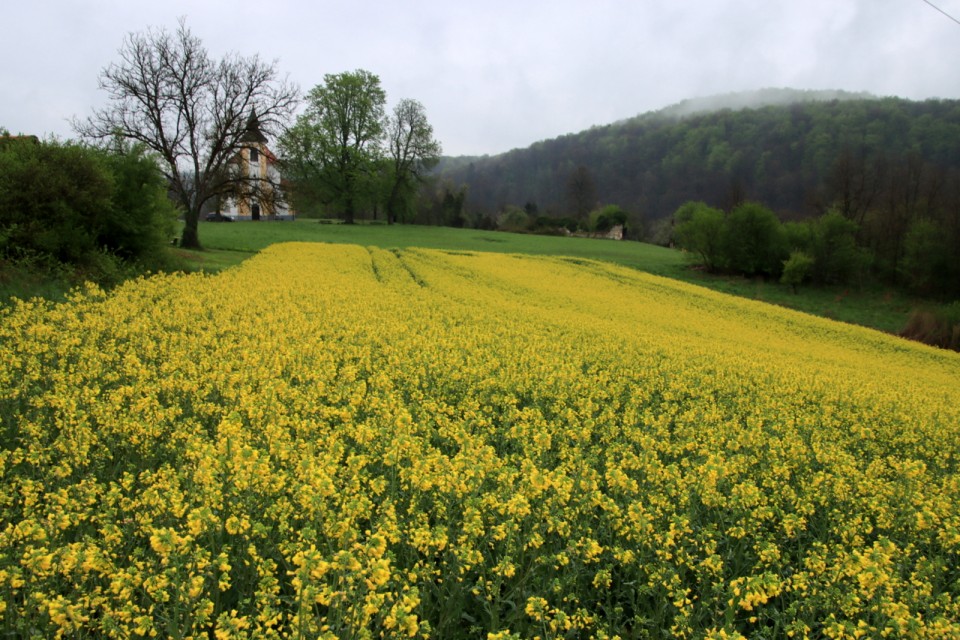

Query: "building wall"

xmin=221 ymin=144 xmax=294 ymax=220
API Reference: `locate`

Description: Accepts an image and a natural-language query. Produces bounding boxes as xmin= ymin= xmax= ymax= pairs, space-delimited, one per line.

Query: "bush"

xmin=496 ymin=206 xmax=531 ymax=232
xmin=531 ymin=215 xmax=578 ymax=234
xmin=0 ymin=138 xmax=177 ymax=282
xmin=721 ymin=202 xmax=787 ymax=277
xmin=780 ymin=250 xmax=815 ymax=293
xmin=673 ymin=201 xmax=725 ymax=271
xmin=589 ymin=205 xmax=627 ymax=232
xmin=0 ymin=139 xmax=112 ymax=263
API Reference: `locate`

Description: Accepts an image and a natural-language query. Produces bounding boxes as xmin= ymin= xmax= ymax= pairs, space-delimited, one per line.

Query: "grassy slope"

xmin=187 ymin=220 xmax=686 ymax=274
xmin=183 ymin=220 xmax=915 ymax=334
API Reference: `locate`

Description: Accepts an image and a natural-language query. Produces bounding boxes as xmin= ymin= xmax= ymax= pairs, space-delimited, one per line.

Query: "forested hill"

xmin=435 ymin=89 xmax=960 ymax=223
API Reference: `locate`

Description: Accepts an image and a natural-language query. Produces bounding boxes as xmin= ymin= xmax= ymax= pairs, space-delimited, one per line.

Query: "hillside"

xmin=436 ymin=89 xmax=960 ymax=225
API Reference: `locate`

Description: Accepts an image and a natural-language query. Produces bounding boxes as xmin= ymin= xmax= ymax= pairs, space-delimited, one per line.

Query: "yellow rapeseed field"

xmin=2 ymin=242 xmax=959 ymax=639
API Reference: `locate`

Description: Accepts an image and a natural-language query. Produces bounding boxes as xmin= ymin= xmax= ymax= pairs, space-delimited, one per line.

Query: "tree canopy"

xmin=385 ymin=99 xmax=442 ymax=224
xmin=436 ymin=92 xmax=960 ymax=225
xmin=279 ymin=70 xmax=387 ymax=224
xmin=0 ymin=137 xmax=177 ymax=275
xmin=75 ymin=18 xmax=299 ymax=248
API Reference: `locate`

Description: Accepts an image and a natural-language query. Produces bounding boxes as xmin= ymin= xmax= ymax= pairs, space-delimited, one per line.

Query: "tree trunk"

xmin=344 ymin=197 xmax=355 ymax=225
xmin=386 ymin=182 xmax=400 ymax=225
xmin=181 ymin=209 xmax=202 ymax=249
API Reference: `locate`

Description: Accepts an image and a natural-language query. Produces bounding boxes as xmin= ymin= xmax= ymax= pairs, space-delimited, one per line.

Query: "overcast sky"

xmin=3 ymin=1 xmax=960 ymax=157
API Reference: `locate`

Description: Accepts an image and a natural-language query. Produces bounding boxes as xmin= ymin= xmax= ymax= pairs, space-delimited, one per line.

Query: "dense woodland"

xmin=429 ymin=90 xmax=960 ymax=308
xmin=435 ymin=89 xmax=960 ymax=235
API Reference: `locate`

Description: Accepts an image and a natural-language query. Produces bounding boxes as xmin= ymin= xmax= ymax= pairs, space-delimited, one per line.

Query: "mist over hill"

xmin=640 ymin=88 xmax=876 ymax=121
xmin=434 ymin=88 xmax=960 ymax=227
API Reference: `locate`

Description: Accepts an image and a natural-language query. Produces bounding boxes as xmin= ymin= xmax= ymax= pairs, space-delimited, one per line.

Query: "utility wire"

xmin=920 ymin=0 xmax=960 ymax=27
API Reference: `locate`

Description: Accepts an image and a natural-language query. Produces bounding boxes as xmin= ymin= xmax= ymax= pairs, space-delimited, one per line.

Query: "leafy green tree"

xmin=0 ymin=139 xmax=110 ymax=263
xmin=721 ymin=202 xmax=786 ymax=277
xmin=442 ymin=185 xmax=469 ymax=227
xmin=589 ymin=205 xmax=628 ymax=232
xmin=280 ymin=70 xmax=386 ymax=224
xmin=497 ymin=205 xmax=531 ymax=232
xmin=75 ymin=19 xmax=298 ymax=248
xmin=780 ymin=250 xmax=815 ymax=293
xmin=809 ymin=210 xmax=864 ymax=285
xmin=900 ymin=219 xmax=954 ymax=296
xmin=783 ymin=220 xmax=814 ymax=252
xmin=673 ymin=201 xmax=725 ymax=271
xmin=0 ymin=138 xmax=176 ymax=270
xmin=384 ymin=98 xmax=441 ymax=224
xmin=97 ymin=140 xmax=179 ymax=261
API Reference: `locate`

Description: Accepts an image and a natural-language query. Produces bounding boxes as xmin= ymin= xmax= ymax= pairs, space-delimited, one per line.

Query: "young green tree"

xmin=673 ymin=201 xmax=725 ymax=271
xmin=74 ymin=19 xmax=298 ymax=249
xmin=809 ymin=210 xmax=863 ymax=285
xmin=780 ymin=250 xmax=815 ymax=294
xmin=900 ymin=218 xmax=954 ymax=296
xmin=721 ymin=202 xmax=786 ymax=277
xmin=97 ymin=140 xmax=179 ymax=262
xmin=384 ymin=98 xmax=442 ymax=224
xmin=280 ymin=70 xmax=386 ymax=224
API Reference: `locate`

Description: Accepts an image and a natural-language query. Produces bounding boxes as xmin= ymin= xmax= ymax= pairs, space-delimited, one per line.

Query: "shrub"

xmin=673 ymin=201 xmax=725 ymax=271
xmin=721 ymin=202 xmax=787 ymax=277
xmin=589 ymin=205 xmax=628 ymax=232
xmin=0 ymin=138 xmax=112 ymax=263
xmin=0 ymin=138 xmax=177 ymax=281
xmin=531 ymin=215 xmax=578 ymax=234
xmin=781 ymin=250 xmax=815 ymax=293
xmin=496 ymin=205 xmax=531 ymax=232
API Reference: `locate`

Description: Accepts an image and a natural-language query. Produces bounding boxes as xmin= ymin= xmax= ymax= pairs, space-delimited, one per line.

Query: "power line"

xmin=920 ymin=0 xmax=960 ymax=27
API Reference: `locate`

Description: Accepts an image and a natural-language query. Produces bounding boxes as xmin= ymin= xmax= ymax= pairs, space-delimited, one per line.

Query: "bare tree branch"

xmin=385 ymin=98 xmax=442 ymax=223
xmin=74 ymin=18 xmax=298 ymax=248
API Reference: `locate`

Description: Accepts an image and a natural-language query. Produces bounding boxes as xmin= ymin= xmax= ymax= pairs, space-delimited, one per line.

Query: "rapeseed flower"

xmin=1 ymin=243 xmax=958 ymax=637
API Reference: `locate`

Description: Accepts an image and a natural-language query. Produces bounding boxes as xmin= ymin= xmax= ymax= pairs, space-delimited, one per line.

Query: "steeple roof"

xmin=241 ymin=109 xmax=268 ymax=144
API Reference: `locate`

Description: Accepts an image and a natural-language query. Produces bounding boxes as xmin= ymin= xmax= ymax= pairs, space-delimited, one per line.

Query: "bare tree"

xmin=385 ymin=99 xmax=442 ymax=224
xmin=74 ymin=18 xmax=298 ymax=248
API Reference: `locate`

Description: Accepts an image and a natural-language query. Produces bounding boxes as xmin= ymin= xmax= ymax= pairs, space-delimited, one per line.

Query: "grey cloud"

xmin=3 ymin=0 xmax=960 ymax=155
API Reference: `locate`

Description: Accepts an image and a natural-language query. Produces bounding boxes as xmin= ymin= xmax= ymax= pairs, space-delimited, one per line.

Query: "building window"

xmin=249 ymin=148 xmax=259 ymax=163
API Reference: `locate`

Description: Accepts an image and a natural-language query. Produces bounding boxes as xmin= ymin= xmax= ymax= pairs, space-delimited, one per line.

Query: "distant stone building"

xmin=219 ymin=112 xmax=294 ymax=221
xmin=572 ymin=224 xmax=625 ymax=240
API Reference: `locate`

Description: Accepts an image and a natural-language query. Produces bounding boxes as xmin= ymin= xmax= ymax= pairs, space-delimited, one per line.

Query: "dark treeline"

xmin=671 ymin=199 xmax=960 ymax=348
xmin=435 ymin=90 xmax=960 ymax=235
